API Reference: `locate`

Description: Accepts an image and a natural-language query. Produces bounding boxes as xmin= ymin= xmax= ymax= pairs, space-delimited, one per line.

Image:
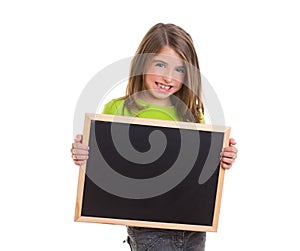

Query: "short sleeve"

xmin=102 ymin=99 xmax=118 ymax=115
xmin=102 ymin=98 xmax=125 ymax=115
xmin=200 ymin=111 xmax=205 ymax=124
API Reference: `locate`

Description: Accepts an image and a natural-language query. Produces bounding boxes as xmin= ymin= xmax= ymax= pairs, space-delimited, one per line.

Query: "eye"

xmin=175 ymin=67 xmax=185 ymax=74
xmin=155 ymin=62 xmax=166 ymax=68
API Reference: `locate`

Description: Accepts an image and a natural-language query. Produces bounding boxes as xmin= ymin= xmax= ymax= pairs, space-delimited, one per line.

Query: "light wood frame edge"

xmin=77 ymin=216 xmax=217 ymax=232
xmin=85 ymin=113 xmax=230 ymax=132
xmin=74 ymin=114 xmax=92 ymax=221
xmin=211 ymin=127 xmax=231 ymax=230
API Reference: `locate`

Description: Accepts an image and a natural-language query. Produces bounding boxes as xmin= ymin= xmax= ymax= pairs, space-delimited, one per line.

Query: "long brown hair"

xmin=123 ymin=23 xmax=204 ymax=123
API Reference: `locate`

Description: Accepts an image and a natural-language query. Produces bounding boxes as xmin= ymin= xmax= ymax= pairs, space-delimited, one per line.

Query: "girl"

xmin=71 ymin=23 xmax=238 ymax=251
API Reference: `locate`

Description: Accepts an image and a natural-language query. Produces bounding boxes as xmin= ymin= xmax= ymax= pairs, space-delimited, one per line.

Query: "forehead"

xmin=153 ymin=46 xmax=184 ymax=66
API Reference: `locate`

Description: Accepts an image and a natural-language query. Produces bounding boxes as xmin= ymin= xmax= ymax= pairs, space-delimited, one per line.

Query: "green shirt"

xmin=102 ymin=98 xmax=205 ymax=123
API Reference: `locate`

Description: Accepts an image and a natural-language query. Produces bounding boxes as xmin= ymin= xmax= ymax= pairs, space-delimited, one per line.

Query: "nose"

xmin=163 ymin=76 xmax=172 ymax=83
xmin=163 ymin=69 xmax=172 ymax=83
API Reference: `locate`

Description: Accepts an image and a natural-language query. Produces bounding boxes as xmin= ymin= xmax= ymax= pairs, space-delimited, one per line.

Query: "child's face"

xmin=143 ymin=46 xmax=185 ymax=105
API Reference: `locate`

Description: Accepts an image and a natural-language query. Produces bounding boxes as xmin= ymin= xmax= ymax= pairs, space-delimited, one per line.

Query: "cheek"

xmin=175 ymin=82 xmax=183 ymax=90
xmin=172 ymin=75 xmax=184 ymax=88
xmin=144 ymin=74 xmax=156 ymax=90
xmin=145 ymin=73 xmax=160 ymax=83
xmin=174 ymin=72 xmax=185 ymax=83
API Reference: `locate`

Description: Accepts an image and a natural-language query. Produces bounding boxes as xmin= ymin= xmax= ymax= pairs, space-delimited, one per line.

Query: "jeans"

xmin=127 ymin=227 xmax=206 ymax=251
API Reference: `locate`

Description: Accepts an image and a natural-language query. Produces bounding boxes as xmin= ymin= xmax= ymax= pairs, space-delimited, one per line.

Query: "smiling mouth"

xmin=155 ymin=82 xmax=173 ymax=91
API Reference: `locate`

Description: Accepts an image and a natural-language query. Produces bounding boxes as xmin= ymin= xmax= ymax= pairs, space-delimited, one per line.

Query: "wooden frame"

xmin=75 ymin=113 xmax=231 ymax=232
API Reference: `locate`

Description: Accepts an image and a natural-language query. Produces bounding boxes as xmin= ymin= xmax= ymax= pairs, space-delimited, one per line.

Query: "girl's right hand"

xmin=71 ymin=134 xmax=89 ymax=166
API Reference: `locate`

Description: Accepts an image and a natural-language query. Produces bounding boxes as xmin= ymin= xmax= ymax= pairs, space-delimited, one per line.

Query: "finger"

xmin=221 ymin=151 xmax=237 ymax=159
xmin=223 ymin=146 xmax=238 ymax=154
xmin=221 ymin=162 xmax=232 ymax=169
xmin=221 ymin=157 xmax=235 ymax=165
xmin=72 ymin=142 xmax=89 ymax=150
xmin=74 ymin=160 xmax=87 ymax=166
xmin=72 ymin=154 xmax=89 ymax=161
xmin=71 ymin=148 xmax=89 ymax=156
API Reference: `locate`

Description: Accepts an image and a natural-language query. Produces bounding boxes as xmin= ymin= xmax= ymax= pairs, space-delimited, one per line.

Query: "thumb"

xmin=74 ymin=134 xmax=83 ymax=143
xmin=229 ymin=138 xmax=236 ymax=146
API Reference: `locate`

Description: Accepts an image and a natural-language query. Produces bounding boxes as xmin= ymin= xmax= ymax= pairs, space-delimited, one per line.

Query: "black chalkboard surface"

xmin=75 ymin=114 xmax=230 ymax=232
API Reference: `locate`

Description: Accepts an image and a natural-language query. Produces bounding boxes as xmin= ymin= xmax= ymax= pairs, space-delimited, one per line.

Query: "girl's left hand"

xmin=221 ymin=138 xmax=238 ymax=170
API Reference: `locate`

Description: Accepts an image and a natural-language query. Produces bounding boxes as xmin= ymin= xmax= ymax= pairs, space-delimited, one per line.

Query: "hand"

xmin=221 ymin=138 xmax=238 ymax=170
xmin=70 ymin=134 xmax=89 ymax=166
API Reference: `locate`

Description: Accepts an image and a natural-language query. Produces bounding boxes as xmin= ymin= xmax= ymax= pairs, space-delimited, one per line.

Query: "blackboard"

xmin=75 ymin=114 xmax=230 ymax=232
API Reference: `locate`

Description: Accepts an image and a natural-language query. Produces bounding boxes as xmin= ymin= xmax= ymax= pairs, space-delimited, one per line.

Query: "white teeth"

xmin=158 ymin=83 xmax=171 ymax=90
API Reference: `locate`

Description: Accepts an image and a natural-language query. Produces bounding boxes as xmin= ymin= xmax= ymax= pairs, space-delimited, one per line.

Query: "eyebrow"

xmin=153 ymin=59 xmax=167 ymax=64
xmin=152 ymin=59 xmax=184 ymax=68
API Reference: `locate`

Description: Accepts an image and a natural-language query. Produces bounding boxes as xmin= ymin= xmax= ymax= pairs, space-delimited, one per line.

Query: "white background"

xmin=1 ymin=0 xmax=299 ymax=250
